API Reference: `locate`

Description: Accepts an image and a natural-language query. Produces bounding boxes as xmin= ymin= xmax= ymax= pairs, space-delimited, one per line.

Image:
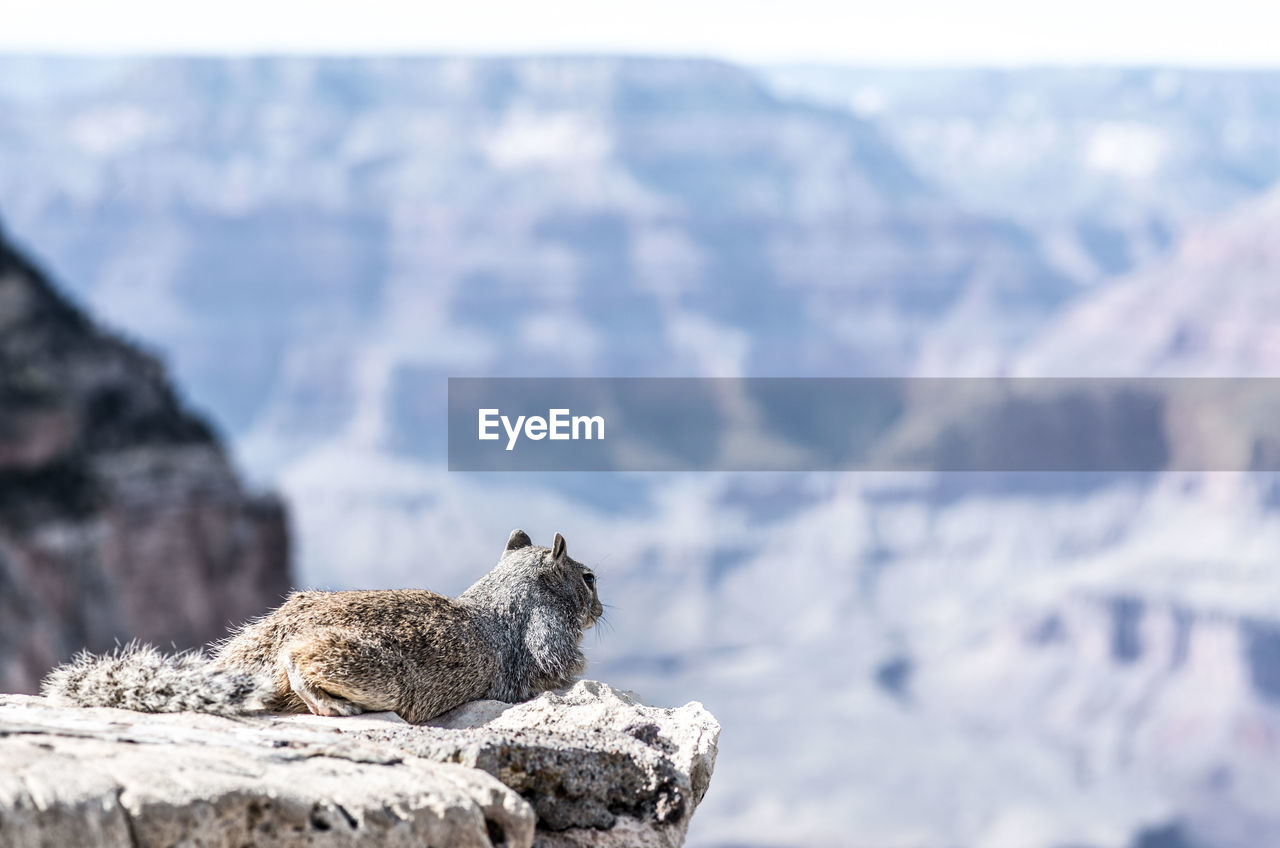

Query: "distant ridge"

xmin=0 ymin=229 xmax=292 ymax=693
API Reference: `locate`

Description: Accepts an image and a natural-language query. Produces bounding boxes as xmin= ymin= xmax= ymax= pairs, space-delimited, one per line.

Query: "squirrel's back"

xmin=215 ymin=588 xmax=495 ymax=717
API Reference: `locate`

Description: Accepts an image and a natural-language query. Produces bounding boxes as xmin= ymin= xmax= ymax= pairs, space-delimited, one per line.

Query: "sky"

xmin=2 ymin=0 xmax=1279 ymax=66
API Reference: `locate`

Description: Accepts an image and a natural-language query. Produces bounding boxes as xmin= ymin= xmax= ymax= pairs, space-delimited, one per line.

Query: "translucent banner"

xmin=447 ymin=378 xmax=1280 ymax=472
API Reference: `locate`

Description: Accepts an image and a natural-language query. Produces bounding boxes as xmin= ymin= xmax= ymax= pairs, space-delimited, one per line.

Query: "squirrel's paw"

xmin=295 ymin=689 xmax=365 ymax=717
xmin=283 ymin=650 xmax=367 ymax=717
xmin=308 ymin=697 xmax=365 ymax=717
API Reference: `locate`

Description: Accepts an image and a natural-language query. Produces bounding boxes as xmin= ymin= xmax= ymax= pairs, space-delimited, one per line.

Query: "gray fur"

xmin=41 ymin=642 xmax=272 ymax=715
xmin=41 ymin=531 xmax=604 ymax=723
xmin=459 ymin=530 xmax=602 ymax=703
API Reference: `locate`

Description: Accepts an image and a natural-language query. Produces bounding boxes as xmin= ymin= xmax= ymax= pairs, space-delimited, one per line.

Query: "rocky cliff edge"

xmin=0 ymin=679 xmax=720 ymax=848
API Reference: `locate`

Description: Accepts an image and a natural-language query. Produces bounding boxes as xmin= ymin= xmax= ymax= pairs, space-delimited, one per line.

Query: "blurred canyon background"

xmin=2 ymin=57 xmax=1280 ymax=848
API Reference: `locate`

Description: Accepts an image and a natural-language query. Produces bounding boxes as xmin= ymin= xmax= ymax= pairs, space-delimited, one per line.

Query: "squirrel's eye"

xmin=583 ymin=573 xmax=596 ymax=588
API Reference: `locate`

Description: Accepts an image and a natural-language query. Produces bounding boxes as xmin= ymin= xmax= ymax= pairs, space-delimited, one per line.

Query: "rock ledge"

xmin=0 ymin=680 xmax=719 ymax=847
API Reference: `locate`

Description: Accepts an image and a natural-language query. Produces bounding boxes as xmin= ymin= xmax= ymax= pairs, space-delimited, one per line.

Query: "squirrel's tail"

xmin=41 ymin=642 xmax=272 ymax=716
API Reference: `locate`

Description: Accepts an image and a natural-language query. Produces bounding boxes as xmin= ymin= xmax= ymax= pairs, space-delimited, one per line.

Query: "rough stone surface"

xmin=0 ymin=680 xmax=719 ymax=847
xmin=0 ymin=232 xmax=291 ymax=694
xmin=430 ymin=679 xmax=721 ymax=841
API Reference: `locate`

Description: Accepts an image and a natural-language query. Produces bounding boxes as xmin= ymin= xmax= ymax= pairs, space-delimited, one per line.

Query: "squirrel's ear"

xmin=552 ymin=532 xmax=567 ymax=560
xmin=506 ymin=529 xmax=532 ymax=552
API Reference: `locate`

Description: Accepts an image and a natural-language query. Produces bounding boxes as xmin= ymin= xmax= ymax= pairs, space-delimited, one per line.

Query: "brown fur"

xmin=207 ymin=530 xmax=601 ymax=723
xmin=212 ymin=590 xmax=500 ymax=723
xmin=44 ymin=530 xmax=602 ymax=724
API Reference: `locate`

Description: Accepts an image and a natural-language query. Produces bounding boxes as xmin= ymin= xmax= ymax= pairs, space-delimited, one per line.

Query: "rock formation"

xmin=0 ymin=680 xmax=720 ymax=847
xmin=0 ymin=230 xmax=291 ymax=693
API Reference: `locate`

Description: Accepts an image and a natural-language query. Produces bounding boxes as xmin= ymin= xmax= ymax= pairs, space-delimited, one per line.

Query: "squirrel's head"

xmin=469 ymin=529 xmax=603 ymax=631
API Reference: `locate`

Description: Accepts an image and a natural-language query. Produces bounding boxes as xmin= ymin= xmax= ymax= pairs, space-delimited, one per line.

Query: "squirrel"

xmin=41 ymin=530 xmax=603 ymax=724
